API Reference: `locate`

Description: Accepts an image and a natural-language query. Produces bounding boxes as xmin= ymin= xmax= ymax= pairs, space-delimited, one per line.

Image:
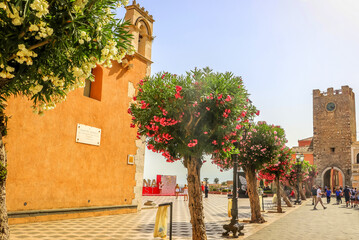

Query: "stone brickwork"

xmin=125 ymin=1 xmax=154 ymax=211
xmin=313 ymin=86 xmax=356 ymax=187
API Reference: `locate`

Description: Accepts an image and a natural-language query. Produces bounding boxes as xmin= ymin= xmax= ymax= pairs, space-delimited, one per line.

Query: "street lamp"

xmin=223 ymin=142 xmax=244 ymax=237
xmin=294 ymin=153 xmax=304 ymax=205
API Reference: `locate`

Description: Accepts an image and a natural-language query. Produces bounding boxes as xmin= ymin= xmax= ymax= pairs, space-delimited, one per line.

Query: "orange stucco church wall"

xmin=5 ymin=57 xmax=146 ymax=222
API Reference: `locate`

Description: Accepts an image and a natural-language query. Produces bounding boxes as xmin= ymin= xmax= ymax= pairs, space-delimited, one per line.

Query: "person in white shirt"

xmin=314 ymin=186 xmax=327 ymax=210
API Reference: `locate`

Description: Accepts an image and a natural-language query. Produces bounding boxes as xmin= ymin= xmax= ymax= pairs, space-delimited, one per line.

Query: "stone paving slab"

xmin=245 ymin=201 xmax=359 ymax=240
xmin=9 ymin=195 xmax=299 ymax=240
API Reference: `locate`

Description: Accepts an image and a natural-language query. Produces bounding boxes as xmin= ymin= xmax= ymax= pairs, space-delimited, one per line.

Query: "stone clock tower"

xmin=313 ymin=86 xmax=356 ymax=188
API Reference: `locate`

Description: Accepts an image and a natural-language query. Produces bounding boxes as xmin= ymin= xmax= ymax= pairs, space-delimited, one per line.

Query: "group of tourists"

xmin=311 ymin=185 xmax=359 ymax=210
xmin=175 ymin=184 xmax=188 ymax=200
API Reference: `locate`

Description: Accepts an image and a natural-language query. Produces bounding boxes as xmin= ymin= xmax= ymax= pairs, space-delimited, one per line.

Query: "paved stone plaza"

xmin=246 ymin=201 xmax=359 ymax=240
xmin=8 ymin=195 xmax=359 ymax=239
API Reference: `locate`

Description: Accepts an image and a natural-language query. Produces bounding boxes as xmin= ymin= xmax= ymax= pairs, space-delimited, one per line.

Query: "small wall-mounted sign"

xmin=128 ymin=155 xmax=135 ymax=165
xmin=76 ymin=124 xmax=101 ymax=146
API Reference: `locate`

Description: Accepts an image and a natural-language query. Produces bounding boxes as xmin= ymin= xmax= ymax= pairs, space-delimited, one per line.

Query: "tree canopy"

xmin=129 ymin=68 xmax=258 ymax=164
xmin=258 ymin=146 xmax=292 ymax=184
xmin=213 ymin=121 xmax=287 ymax=171
xmin=0 ymin=0 xmax=134 ymax=115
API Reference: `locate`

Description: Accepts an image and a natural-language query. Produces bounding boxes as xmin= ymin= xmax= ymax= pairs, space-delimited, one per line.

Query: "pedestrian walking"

xmin=350 ymin=187 xmax=356 ymax=208
xmin=314 ymin=186 xmax=326 ymax=210
xmin=175 ymin=184 xmax=180 ymax=199
xmin=183 ymin=184 xmax=188 ymax=201
xmin=312 ymin=186 xmax=317 ymax=205
xmin=326 ymin=188 xmax=331 ymax=204
xmin=335 ymin=187 xmax=342 ymax=205
xmin=343 ymin=186 xmax=351 ymax=207
xmin=204 ymin=184 xmax=209 ymax=198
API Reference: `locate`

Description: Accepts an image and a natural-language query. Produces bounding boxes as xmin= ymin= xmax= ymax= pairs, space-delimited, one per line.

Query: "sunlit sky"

xmin=120 ymin=0 xmax=359 ymax=184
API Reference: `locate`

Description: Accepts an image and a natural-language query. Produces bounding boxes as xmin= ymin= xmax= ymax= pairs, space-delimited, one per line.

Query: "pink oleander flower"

xmin=218 ymin=94 xmax=223 ymax=99
xmin=188 ymin=139 xmax=198 ymax=147
xmin=256 ymin=110 xmax=260 ymax=116
xmin=175 ymin=92 xmax=183 ymax=99
xmin=206 ymin=107 xmax=210 ymax=111
xmin=225 ymin=95 xmax=232 ymax=102
xmin=130 ymin=123 xmax=135 ymax=128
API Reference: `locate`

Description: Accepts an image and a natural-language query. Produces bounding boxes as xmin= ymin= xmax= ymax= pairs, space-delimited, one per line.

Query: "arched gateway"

xmin=321 ymin=167 xmax=345 ymax=190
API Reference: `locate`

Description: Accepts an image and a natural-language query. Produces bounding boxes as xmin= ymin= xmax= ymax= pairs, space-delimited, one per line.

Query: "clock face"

xmin=326 ymin=102 xmax=336 ymax=112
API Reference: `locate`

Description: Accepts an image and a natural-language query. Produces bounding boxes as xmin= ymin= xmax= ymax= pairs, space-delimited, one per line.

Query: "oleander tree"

xmin=283 ymin=160 xmax=317 ymax=199
xmin=258 ymin=146 xmax=292 ymax=213
xmin=129 ymin=68 xmax=258 ymax=240
xmin=213 ymin=122 xmax=287 ymax=223
xmin=304 ymin=164 xmax=318 ymax=195
xmin=0 ymin=1 xmax=133 ymax=239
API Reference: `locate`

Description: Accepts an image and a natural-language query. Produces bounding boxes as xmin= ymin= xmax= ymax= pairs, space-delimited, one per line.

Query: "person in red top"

xmin=201 ymin=183 xmax=205 ymax=192
xmin=290 ymin=189 xmax=295 ymax=201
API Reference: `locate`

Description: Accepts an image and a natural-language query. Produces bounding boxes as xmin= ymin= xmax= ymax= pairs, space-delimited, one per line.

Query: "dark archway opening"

xmin=323 ymin=168 xmax=341 ymax=192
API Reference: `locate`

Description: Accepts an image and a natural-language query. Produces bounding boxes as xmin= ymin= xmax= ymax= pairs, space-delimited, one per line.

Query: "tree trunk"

xmin=275 ymin=176 xmax=282 ymax=213
xmin=300 ymin=182 xmax=306 ymax=200
xmin=0 ymin=134 xmax=9 ymax=240
xmin=245 ymin=167 xmax=265 ymax=223
xmin=184 ymin=156 xmax=207 ymax=240
xmin=304 ymin=182 xmax=311 ymax=198
xmin=280 ymin=185 xmax=292 ymax=207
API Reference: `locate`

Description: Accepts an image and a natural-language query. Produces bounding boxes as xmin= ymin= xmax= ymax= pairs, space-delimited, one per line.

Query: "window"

xmin=356 ymin=153 xmax=359 ymax=164
xmin=330 ymin=147 xmax=335 ymax=153
xmin=83 ymin=65 xmax=103 ymax=101
xmin=137 ymin=21 xmax=149 ymax=56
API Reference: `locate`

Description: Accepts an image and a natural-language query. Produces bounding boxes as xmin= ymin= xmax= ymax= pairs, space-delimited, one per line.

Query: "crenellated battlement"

xmin=126 ymin=0 xmax=154 ymax=23
xmin=313 ymin=85 xmax=354 ymax=98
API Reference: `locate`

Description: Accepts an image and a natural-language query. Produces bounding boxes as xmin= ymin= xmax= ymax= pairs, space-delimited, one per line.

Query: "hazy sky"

xmin=120 ymin=0 xmax=359 ymax=184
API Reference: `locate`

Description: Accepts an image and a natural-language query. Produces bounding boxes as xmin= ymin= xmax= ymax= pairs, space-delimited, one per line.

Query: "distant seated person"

xmin=290 ymin=189 xmax=295 ymax=200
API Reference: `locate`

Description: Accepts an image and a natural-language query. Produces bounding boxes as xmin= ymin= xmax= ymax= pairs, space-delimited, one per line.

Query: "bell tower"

xmin=124 ymin=1 xmax=154 ymax=210
xmin=313 ymin=86 xmax=356 ymax=188
xmin=125 ymin=0 xmax=154 ymax=76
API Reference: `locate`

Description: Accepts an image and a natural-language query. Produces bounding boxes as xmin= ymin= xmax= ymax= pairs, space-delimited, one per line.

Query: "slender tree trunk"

xmin=280 ymin=185 xmax=292 ymax=207
xmin=184 ymin=156 xmax=207 ymax=240
xmin=304 ymin=182 xmax=311 ymax=198
xmin=275 ymin=176 xmax=282 ymax=213
xmin=300 ymin=182 xmax=306 ymax=200
xmin=245 ymin=167 xmax=265 ymax=223
xmin=0 ymin=134 xmax=9 ymax=240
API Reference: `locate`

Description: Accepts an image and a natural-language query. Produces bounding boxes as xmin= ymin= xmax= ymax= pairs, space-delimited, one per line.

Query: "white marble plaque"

xmin=76 ymin=124 xmax=101 ymax=146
